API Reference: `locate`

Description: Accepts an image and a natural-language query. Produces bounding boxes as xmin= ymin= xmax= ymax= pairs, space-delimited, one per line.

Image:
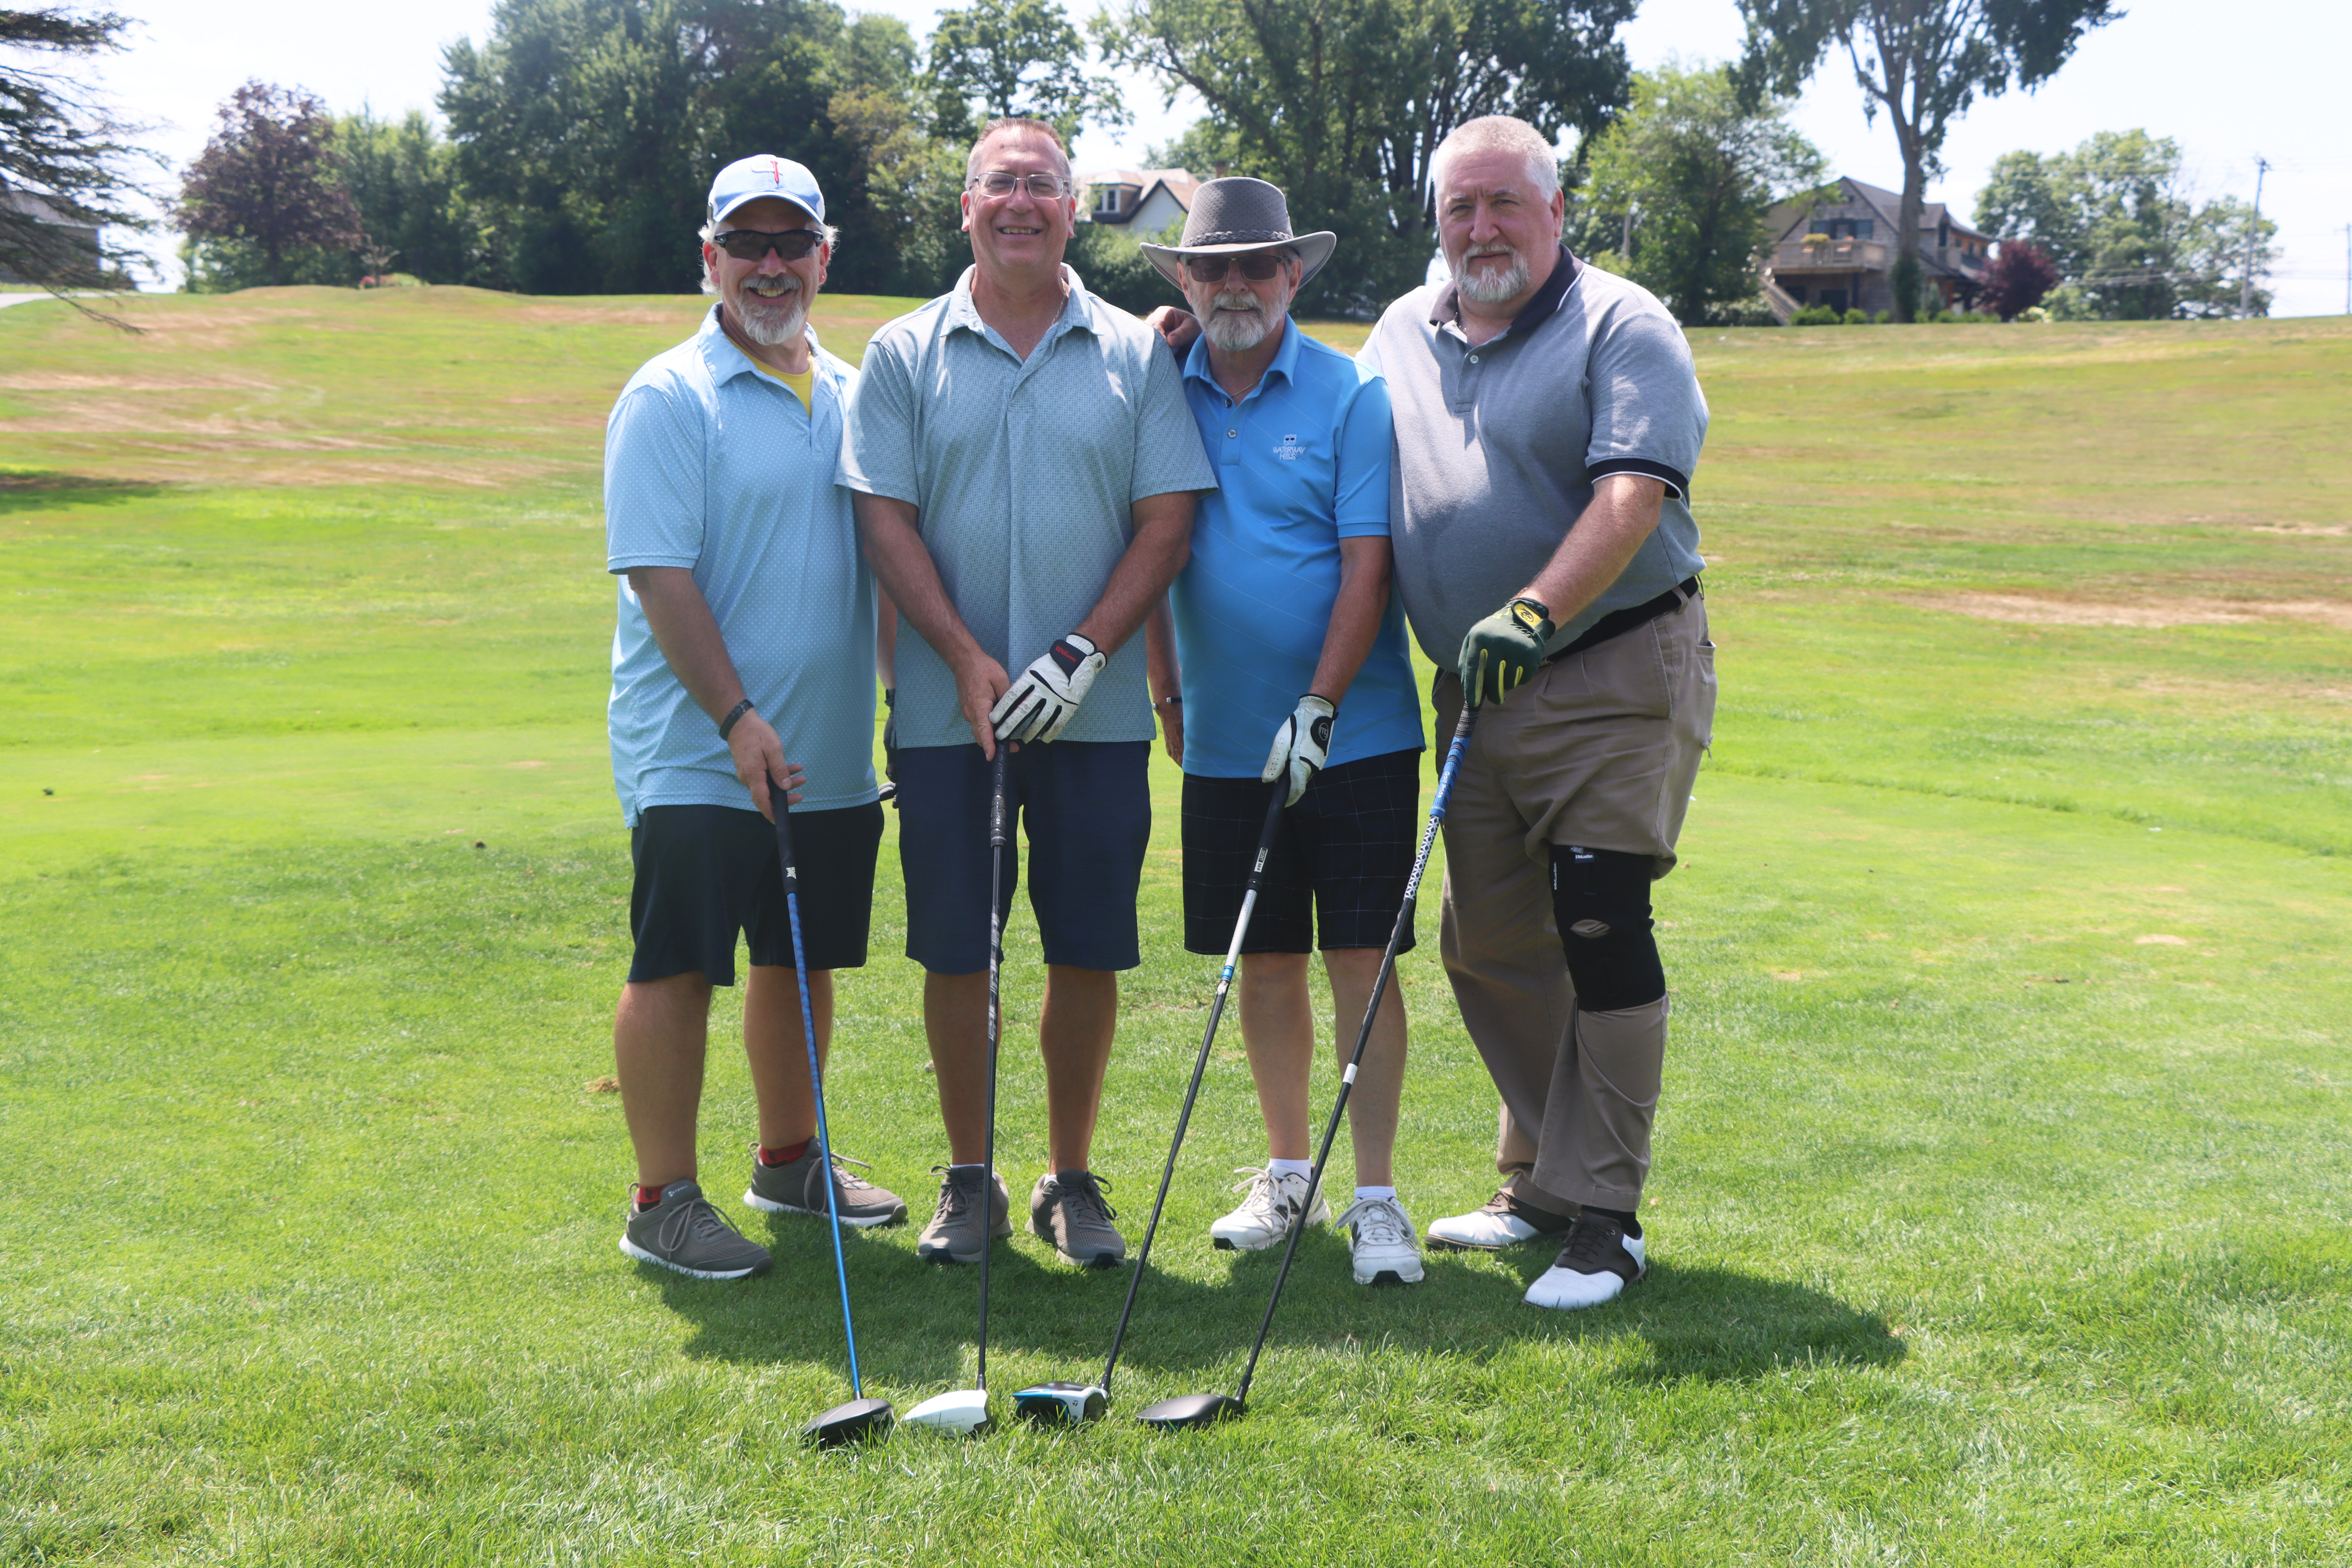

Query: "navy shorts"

xmin=1181 ymin=749 xmax=1423 ymax=956
xmin=627 ymin=803 xmax=883 ymax=985
xmin=895 ymin=741 xmax=1151 ymax=973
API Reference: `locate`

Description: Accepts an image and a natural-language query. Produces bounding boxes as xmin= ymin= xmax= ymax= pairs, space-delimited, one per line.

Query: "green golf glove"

xmin=1458 ymin=596 xmax=1554 ymax=707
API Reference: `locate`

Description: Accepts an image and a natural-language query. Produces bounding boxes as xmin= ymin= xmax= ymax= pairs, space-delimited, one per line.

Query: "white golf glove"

xmin=1261 ymin=693 xmax=1336 ymax=806
xmin=990 ymin=633 xmax=1106 ymax=744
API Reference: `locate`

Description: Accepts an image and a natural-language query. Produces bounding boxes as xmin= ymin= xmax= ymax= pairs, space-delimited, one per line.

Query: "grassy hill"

xmin=2 ymin=288 xmax=2347 ymax=1564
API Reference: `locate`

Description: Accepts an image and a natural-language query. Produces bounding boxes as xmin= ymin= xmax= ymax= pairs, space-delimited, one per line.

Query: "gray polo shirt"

xmin=1358 ymin=247 xmax=1708 ymax=669
xmin=839 ymin=265 xmax=1218 ymax=748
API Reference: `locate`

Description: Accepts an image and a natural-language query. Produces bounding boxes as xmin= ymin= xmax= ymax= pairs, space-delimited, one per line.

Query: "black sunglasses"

xmin=1183 ymin=252 xmax=1291 ymax=282
xmin=711 ymin=228 xmax=825 ymax=262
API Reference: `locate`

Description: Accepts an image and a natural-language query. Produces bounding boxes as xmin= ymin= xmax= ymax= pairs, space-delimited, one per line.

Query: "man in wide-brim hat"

xmin=1141 ymin=178 xmax=1432 ymax=1286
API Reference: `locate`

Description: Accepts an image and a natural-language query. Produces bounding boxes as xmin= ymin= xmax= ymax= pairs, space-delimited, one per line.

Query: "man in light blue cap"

xmin=603 ymin=154 xmax=904 ymax=1282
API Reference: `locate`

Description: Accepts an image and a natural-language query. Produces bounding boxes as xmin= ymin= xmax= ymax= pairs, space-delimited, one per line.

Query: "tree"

xmin=1578 ymin=61 xmax=1825 ymax=324
xmin=337 ymin=109 xmax=475 ymax=284
xmin=1098 ymin=0 xmax=1638 ymax=315
xmin=1975 ymin=130 xmax=2275 ymax=319
xmin=1734 ymin=0 xmax=2117 ymax=321
xmin=1977 ymin=237 xmax=2054 ymax=318
xmin=1 ymin=6 xmax=156 ymax=306
xmin=927 ymin=0 xmax=1126 ymax=145
xmin=176 ymin=81 xmax=366 ymax=288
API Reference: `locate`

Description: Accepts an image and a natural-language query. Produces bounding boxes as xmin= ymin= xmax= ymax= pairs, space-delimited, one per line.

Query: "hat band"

xmin=1184 ymin=228 xmax=1296 ymax=247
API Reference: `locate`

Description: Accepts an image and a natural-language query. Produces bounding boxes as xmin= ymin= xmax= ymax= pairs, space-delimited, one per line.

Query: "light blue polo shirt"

xmin=605 ymin=307 xmax=879 ymax=824
xmin=1170 ymin=318 xmax=1423 ymax=778
xmin=838 ymin=265 xmax=1219 ymax=749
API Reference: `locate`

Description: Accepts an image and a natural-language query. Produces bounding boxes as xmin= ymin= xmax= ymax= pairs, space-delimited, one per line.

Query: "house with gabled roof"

xmin=1757 ymin=176 xmax=1993 ymax=320
xmin=0 ymin=179 xmax=103 ymax=287
xmin=1078 ymin=168 xmax=1200 ymax=239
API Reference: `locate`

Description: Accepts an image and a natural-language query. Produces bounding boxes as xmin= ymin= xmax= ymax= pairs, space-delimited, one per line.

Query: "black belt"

xmin=1547 ymin=576 xmax=1701 ymax=662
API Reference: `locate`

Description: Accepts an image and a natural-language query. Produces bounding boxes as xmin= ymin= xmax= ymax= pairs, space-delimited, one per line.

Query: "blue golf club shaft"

xmin=773 ymin=782 xmax=863 ymax=1399
xmin=1099 ymin=779 xmax=1290 ymax=1395
xmin=1232 ymin=699 xmax=1478 ymax=1405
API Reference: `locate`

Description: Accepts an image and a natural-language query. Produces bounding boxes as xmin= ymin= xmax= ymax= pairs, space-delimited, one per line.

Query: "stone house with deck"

xmin=1758 ymin=176 xmax=1993 ymax=319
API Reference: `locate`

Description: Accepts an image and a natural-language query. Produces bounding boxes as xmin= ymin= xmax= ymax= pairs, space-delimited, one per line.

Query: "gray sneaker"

xmin=1029 ymin=1169 xmax=1126 ymax=1269
xmin=743 ymin=1142 xmax=908 ymax=1228
xmin=618 ymin=1179 xmax=772 ymax=1280
xmin=915 ymin=1165 xmax=1012 ymax=1264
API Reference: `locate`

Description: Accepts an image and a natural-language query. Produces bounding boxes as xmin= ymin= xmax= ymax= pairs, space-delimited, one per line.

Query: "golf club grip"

xmin=1100 ymin=780 xmax=1289 ymax=1391
xmin=1232 ymin=702 xmax=1477 ymax=1404
xmin=773 ymin=775 xmax=864 ymax=1400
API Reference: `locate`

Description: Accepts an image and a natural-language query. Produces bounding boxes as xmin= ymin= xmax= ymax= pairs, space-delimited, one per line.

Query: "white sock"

xmin=1268 ymin=1158 xmax=1313 ymax=1180
xmin=1354 ymin=1184 xmax=1397 ymax=1201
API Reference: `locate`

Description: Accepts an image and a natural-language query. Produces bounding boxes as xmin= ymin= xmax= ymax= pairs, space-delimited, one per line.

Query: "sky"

xmin=85 ymin=0 xmax=2352 ymax=315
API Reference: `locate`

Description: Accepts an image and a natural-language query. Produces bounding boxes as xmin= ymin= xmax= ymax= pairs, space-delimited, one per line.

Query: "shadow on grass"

xmin=657 ymin=1218 xmax=1903 ymax=1388
xmin=0 ymin=471 xmax=169 ymax=515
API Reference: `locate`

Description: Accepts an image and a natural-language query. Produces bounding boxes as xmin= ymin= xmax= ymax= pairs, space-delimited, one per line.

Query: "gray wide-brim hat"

xmin=1139 ymin=177 xmax=1336 ymax=291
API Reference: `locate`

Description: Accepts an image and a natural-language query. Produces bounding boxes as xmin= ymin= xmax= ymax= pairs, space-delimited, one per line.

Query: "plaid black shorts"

xmin=1180 ymin=748 xmax=1423 ymax=956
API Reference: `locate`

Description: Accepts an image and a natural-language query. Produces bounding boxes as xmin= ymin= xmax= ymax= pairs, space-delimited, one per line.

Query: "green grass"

xmin=3 ymin=289 xmax=2349 ymax=1565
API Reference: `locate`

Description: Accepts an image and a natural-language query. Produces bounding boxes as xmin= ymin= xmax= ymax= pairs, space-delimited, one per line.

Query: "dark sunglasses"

xmin=1183 ymin=252 xmax=1291 ymax=282
xmin=711 ymin=228 xmax=825 ymax=262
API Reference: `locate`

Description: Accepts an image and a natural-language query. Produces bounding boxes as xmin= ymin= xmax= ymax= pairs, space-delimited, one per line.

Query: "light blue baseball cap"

xmin=708 ymin=154 xmax=825 ymax=227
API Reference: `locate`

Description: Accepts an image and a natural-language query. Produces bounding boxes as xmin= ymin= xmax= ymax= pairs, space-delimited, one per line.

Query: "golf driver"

xmin=1015 ymin=779 xmax=1290 ymax=1427
xmin=903 ymin=744 xmax=1013 ymax=1436
xmin=1137 ymin=699 xmax=1479 ymax=1431
xmin=771 ymin=784 xmax=894 ymax=1449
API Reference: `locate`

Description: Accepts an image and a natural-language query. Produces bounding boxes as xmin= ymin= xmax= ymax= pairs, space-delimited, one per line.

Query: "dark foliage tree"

xmin=1977 ymin=236 xmax=2054 ymax=318
xmin=928 ymin=0 xmax=1126 ymax=145
xmin=1 ymin=6 xmax=156 ymax=306
xmin=1734 ymin=0 xmax=2117 ymax=321
xmin=1098 ymin=0 xmax=1638 ymax=316
xmin=1579 ymin=62 xmax=1825 ymax=324
xmin=175 ymin=81 xmax=366 ymax=287
xmin=337 ymin=109 xmax=474 ymax=284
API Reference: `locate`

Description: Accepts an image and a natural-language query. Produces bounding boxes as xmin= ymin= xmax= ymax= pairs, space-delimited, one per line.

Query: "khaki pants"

xmin=1434 ymin=597 xmax=1714 ymax=1212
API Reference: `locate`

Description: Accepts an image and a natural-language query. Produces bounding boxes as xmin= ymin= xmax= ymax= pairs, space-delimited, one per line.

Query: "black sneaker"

xmin=744 ymin=1142 xmax=907 ymax=1227
xmin=1029 ymin=1170 xmax=1126 ymax=1269
xmin=1522 ymin=1215 xmax=1646 ymax=1310
xmin=1424 ymin=1187 xmax=1576 ymax=1251
xmin=618 ymin=1180 xmax=772 ymax=1280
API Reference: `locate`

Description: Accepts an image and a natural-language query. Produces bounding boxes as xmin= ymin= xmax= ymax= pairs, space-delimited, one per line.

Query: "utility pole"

xmin=2344 ymin=222 xmax=2349 ymax=315
xmin=2239 ymin=155 xmax=2269 ymax=318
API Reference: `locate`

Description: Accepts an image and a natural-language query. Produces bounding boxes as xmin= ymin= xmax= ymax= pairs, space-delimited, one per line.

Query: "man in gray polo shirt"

xmin=841 ymin=116 xmax=1216 ymax=1270
xmin=1356 ymin=115 xmax=1714 ymax=1311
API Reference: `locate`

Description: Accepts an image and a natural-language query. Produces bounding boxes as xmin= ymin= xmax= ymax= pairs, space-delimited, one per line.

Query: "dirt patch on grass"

xmin=1919 ymin=593 xmax=2352 ymax=631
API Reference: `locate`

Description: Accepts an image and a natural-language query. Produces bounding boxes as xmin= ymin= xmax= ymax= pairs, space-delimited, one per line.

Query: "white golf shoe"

xmin=1522 ymin=1215 xmax=1646 ymax=1310
xmin=1208 ymin=1167 xmax=1328 ymax=1251
xmin=1334 ymin=1194 xmax=1424 ymax=1285
xmin=1424 ymin=1186 xmax=1576 ymax=1251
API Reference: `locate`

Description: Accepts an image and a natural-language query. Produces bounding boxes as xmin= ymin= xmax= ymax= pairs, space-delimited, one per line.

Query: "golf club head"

xmin=802 ymin=1396 xmax=894 ymax=1449
xmin=1136 ymin=1392 xmax=1244 ymax=1431
xmin=901 ymin=1387 xmax=992 ymax=1436
xmin=1012 ymin=1380 xmax=1107 ymax=1425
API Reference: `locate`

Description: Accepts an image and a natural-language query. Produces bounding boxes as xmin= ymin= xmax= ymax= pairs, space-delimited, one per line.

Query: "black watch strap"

xmin=718 ymin=698 xmax=755 ymax=739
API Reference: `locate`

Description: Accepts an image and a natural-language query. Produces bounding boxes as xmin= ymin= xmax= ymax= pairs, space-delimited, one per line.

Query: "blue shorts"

xmin=895 ymin=741 xmax=1151 ymax=974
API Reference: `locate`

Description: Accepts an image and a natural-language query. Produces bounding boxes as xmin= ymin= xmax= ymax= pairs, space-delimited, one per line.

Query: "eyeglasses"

xmin=969 ymin=171 xmax=1071 ymax=201
xmin=711 ymin=229 xmax=825 ymax=262
xmin=1183 ymin=252 xmax=1292 ymax=283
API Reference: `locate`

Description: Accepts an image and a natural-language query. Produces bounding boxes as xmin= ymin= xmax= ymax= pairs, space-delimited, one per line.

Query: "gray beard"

xmin=1196 ymin=287 xmax=1281 ymax=351
xmin=731 ymin=279 xmax=809 ymax=346
xmin=1453 ymin=247 xmax=1530 ymax=304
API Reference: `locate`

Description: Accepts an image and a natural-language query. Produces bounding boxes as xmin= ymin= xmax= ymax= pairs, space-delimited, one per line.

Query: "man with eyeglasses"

xmin=1132 ymin=179 xmax=1429 ymax=1287
xmin=603 ymin=155 xmax=903 ymax=1283
xmin=840 ymin=117 xmax=1217 ymax=1271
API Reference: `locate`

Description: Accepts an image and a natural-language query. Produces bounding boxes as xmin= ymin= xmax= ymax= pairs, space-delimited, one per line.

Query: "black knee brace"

xmin=1549 ymin=844 xmax=1666 ymax=1011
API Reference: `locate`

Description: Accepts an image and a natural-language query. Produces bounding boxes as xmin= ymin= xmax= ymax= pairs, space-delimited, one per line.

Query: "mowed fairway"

xmin=3 ymin=288 xmax=2348 ymax=1565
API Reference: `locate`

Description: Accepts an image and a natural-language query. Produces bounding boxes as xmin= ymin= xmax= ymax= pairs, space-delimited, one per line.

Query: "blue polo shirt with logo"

xmin=1170 ymin=318 xmax=1423 ymax=778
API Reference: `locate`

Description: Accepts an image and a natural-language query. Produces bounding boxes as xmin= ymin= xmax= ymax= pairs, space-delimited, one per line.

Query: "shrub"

xmin=1842 ymin=307 xmax=1870 ymax=325
xmin=1981 ymin=240 xmax=2060 ymax=321
xmin=1873 ymin=309 xmax=1891 ymax=324
xmin=1791 ymin=304 xmax=1841 ymax=325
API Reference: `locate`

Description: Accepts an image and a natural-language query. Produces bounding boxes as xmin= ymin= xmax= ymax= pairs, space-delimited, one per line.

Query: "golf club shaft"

xmin=1232 ymin=701 xmax=1478 ymax=1404
xmin=773 ymin=785 xmax=862 ymax=1399
xmin=976 ymin=744 xmax=1011 ymax=1392
xmin=1099 ymin=781 xmax=1289 ymax=1393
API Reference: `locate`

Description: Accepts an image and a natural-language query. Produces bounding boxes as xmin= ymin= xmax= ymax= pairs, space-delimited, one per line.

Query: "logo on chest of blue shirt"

xmin=1274 ymin=433 xmax=1304 ymax=461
